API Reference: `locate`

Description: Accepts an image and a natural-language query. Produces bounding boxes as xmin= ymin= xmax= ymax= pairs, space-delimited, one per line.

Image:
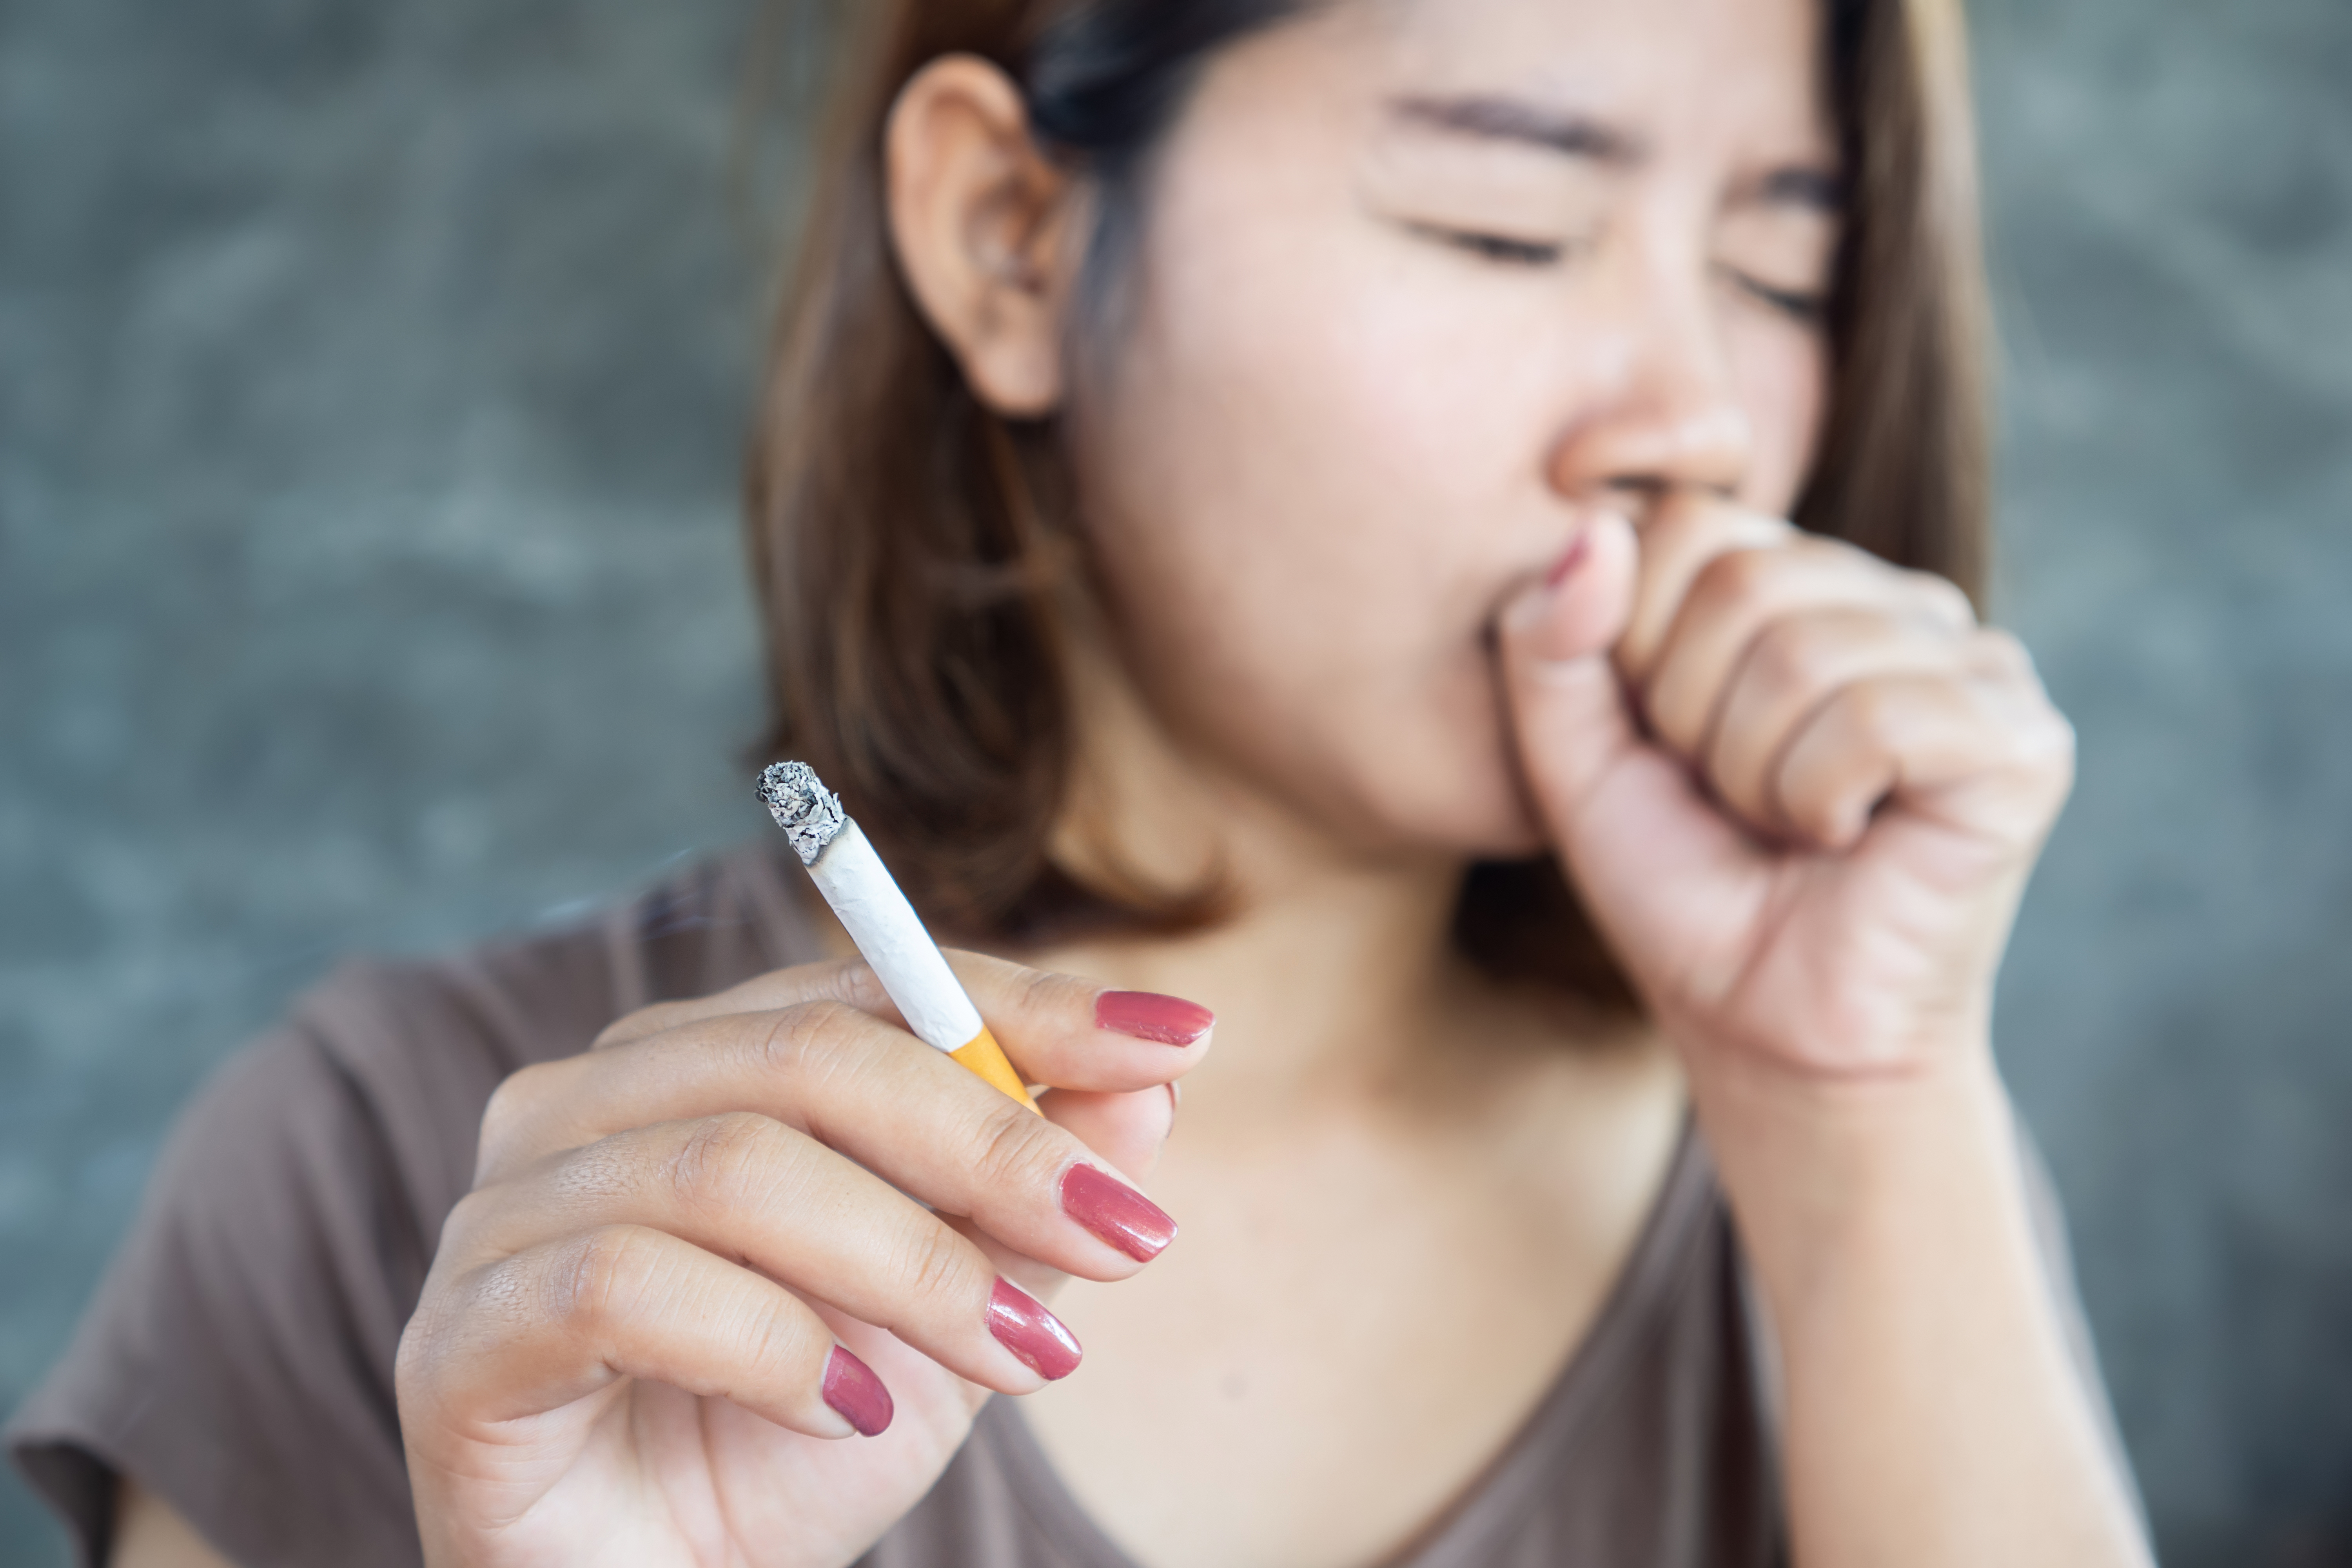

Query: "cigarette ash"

xmin=756 ymin=761 xmax=847 ymax=866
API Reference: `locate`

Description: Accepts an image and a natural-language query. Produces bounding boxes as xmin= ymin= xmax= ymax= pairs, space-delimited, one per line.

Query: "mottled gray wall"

xmin=1975 ymin=0 xmax=2352 ymax=1558
xmin=1 ymin=0 xmax=791 ymax=1557
xmin=2 ymin=0 xmax=2346 ymax=1563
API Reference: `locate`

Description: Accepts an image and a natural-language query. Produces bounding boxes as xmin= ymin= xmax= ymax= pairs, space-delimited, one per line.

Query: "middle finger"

xmin=478 ymin=1000 xmax=1177 ymax=1277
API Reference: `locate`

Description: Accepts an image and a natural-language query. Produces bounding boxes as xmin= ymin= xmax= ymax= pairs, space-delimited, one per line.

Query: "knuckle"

xmin=437 ymin=1185 xmax=502 ymax=1250
xmin=396 ymin=1262 xmax=474 ymax=1382
xmin=812 ymin=956 xmax=892 ymax=1015
xmin=1971 ymin=626 xmax=2036 ymax=677
xmin=742 ymin=999 xmax=832 ymax=1075
xmin=963 ymin=1098 xmax=1062 ymax=1196
xmin=889 ymin=1218 xmax=983 ymax=1314
xmin=1748 ymin=617 xmax=1835 ymax=698
xmin=393 ymin=1300 xmax=476 ymax=1420
xmin=1012 ymin=962 xmax=1092 ymax=1026
xmin=1912 ymin=571 xmax=1979 ymax=628
xmin=591 ymin=1000 xmax=679 ymax=1053
xmin=1837 ymin=677 xmax=1904 ymax=747
xmin=664 ymin=1111 xmax=797 ymax=1217
xmin=551 ymin=1224 xmax=655 ymax=1335
xmin=740 ymin=1294 xmax=822 ymax=1378
xmin=1782 ymin=785 xmax=1843 ymax=842
xmin=2017 ymin=702 xmax=2078 ymax=776
xmin=474 ymin=1067 xmax=550 ymax=1175
xmin=392 ymin=1313 xmax=437 ymax=1398
xmin=1693 ymin=545 xmax=1779 ymax=614
xmin=757 ymin=1000 xmax=884 ymax=1104
xmin=2047 ymin=707 xmax=2079 ymax=759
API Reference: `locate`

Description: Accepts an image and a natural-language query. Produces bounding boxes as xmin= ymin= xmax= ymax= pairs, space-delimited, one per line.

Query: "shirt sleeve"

xmin=4 ymin=850 xmax=817 ymax=1568
xmin=5 ymin=1014 xmax=438 ymax=1568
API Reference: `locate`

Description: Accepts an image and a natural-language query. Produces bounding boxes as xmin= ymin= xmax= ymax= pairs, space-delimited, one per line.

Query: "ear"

xmin=886 ymin=55 xmax=1087 ymax=418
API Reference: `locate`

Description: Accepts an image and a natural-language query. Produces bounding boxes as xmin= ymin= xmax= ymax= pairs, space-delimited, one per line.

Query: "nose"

xmin=1544 ymin=261 xmax=1755 ymax=510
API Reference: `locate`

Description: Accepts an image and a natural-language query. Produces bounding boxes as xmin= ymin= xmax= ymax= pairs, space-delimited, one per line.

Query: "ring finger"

xmin=454 ymin=1112 xmax=1086 ymax=1394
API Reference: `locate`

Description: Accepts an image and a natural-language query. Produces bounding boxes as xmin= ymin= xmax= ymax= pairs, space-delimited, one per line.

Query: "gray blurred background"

xmin=2 ymin=0 xmax=2346 ymax=1561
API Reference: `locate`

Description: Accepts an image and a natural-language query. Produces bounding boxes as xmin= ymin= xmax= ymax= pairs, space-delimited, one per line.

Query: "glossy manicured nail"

xmin=1095 ymin=989 xmax=1215 ymax=1045
xmin=822 ymin=1344 xmax=893 ymax=1436
xmin=1062 ymin=1163 xmax=1178 ymax=1261
xmin=988 ymin=1278 xmax=1083 ymax=1380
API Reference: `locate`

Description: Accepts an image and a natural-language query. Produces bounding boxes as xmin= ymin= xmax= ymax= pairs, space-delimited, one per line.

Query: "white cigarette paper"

xmin=807 ymin=819 xmax=983 ymax=1054
xmin=757 ymin=762 xmax=1037 ymax=1110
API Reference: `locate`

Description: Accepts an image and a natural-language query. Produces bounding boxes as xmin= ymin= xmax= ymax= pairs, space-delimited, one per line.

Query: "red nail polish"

xmin=1546 ymin=530 xmax=1593 ymax=588
xmin=822 ymin=1344 xmax=893 ymax=1437
xmin=988 ymin=1278 xmax=1083 ymax=1380
xmin=1061 ymin=1163 xmax=1177 ymax=1261
xmin=1095 ymin=989 xmax=1214 ymax=1045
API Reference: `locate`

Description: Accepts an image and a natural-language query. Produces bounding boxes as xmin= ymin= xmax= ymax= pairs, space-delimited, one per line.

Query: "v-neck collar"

xmin=971 ymin=1117 xmax=1720 ymax=1568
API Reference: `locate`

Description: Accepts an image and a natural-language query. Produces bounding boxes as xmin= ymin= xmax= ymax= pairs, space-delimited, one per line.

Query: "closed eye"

xmin=1405 ymin=221 xmax=1566 ymax=267
xmin=1726 ymin=268 xmax=1828 ymax=325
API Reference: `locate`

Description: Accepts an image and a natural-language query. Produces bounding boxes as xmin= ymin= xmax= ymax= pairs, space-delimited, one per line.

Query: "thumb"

xmin=1037 ymin=1083 xmax=1180 ymax=1186
xmin=1498 ymin=511 xmax=1645 ymax=822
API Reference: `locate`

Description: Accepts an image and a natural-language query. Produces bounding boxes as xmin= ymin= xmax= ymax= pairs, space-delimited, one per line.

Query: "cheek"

xmin=1728 ymin=319 xmax=1829 ymax=515
xmin=1067 ymin=191 xmax=1558 ymax=848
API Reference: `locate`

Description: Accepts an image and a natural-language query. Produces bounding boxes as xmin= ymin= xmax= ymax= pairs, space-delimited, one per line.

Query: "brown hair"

xmin=746 ymin=0 xmax=1991 ymax=1006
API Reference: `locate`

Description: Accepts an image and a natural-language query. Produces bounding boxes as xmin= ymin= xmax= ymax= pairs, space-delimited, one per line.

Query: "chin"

xmin=1350 ymin=738 xmax=1552 ymax=862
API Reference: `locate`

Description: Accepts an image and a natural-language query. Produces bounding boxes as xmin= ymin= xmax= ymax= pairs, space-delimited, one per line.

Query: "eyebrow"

xmin=1388 ymin=93 xmax=1845 ymax=211
xmin=1388 ymin=94 xmax=1645 ymax=166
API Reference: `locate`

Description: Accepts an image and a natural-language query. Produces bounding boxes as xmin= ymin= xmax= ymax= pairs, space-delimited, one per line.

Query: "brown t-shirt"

xmin=5 ymin=844 xmax=2122 ymax=1568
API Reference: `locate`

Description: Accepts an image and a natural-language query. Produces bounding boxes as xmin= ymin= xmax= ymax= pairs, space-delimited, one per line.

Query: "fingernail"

xmin=1545 ymin=528 xmax=1594 ymax=587
xmin=988 ymin=1278 xmax=1083 ymax=1380
xmin=1062 ymin=1163 xmax=1178 ymax=1261
xmin=1504 ymin=535 xmax=1586 ymax=640
xmin=822 ymin=1344 xmax=893 ymax=1436
xmin=1095 ymin=990 xmax=1215 ymax=1045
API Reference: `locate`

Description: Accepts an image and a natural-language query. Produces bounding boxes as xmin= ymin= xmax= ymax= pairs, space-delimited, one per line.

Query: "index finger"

xmin=1614 ymin=494 xmax=1791 ymax=684
xmin=594 ymin=951 xmax=1215 ymax=1094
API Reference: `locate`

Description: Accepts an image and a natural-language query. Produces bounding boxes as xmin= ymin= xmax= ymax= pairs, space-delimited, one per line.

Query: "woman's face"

xmin=1068 ymin=0 xmax=1841 ymax=858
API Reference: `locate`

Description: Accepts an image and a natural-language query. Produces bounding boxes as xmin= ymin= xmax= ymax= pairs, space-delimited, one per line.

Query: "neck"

xmin=1036 ymin=658 xmax=1496 ymax=1134
xmin=1066 ymin=842 xmax=1469 ymax=1126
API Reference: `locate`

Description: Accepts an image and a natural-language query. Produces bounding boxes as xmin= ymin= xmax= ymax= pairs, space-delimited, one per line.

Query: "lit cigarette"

xmin=757 ymin=761 xmax=1039 ymax=1112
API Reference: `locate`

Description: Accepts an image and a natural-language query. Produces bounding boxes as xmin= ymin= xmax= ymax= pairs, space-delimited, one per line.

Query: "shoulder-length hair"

xmin=746 ymin=0 xmax=1990 ymax=1010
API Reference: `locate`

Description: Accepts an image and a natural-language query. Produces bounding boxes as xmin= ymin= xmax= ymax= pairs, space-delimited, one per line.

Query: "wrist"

xmin=1681 ymin=1031 xmax=2024 ymax=1325
xmin=1686 ymin=1038 xmax=2151 ymax=1568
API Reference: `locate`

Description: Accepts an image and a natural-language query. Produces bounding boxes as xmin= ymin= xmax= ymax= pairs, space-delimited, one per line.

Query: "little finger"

xmin=400 ymin=1223 xmax=891 ymax=1441
xmin=1707 ymin=610 xmax=1969 ymax=835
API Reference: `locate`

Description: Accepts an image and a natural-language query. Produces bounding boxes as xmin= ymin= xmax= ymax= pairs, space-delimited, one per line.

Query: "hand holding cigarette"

xmin=396 ymin=851 xmax=1212 ymax=1566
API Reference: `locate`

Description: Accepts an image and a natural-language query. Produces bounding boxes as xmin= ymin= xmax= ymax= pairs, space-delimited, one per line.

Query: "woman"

xmin=10 ymin=0 xmax=2154 ymax=1563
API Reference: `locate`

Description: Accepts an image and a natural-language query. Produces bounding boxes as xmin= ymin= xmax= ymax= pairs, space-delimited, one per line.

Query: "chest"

xmin=1020 ymin=1097 xmax=1683 ymax=1568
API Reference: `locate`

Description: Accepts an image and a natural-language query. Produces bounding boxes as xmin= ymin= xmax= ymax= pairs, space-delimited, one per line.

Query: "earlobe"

xmin=885 ymin=55 xmax=1083 ymax=418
